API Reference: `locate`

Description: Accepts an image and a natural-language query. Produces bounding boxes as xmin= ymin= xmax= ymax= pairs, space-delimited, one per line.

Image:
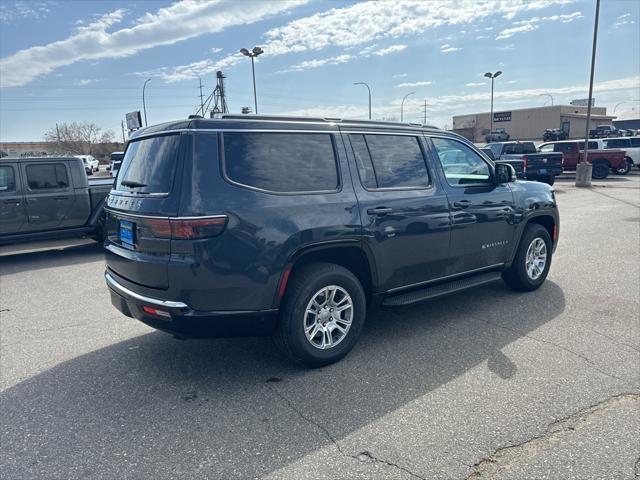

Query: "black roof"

xmin=129 ymin=114 xmax=443 ymax=140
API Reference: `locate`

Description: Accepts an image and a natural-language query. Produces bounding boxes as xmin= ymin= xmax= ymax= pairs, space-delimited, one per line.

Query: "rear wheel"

xmin=274 ymin=263 xmax=366 ymax=367
xmin=503 ymin=224 xmax=552 ymax=292
xmin=591 ymin=162 xmax=609 ymax=179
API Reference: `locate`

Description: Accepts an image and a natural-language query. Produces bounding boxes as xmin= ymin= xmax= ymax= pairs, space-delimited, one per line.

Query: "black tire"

xmin=540 ymin=174 xmax=555 ymax=186
xmin=591 ymin=162 xmax=609 ymax=179
xmin=502 ymin=224 xmax=552 ymax=292
xmin=274 ymin=262 xmax=366 ymax=367
xmin=615 ymin=158 xmax=632 ymax=175
xmin=92 ymin=210 xmax=106 ymax=244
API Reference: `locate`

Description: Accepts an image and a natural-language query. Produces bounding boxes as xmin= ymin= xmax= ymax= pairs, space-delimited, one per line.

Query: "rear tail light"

xmin=522 ymin=155 xmax=528 ymax=174
xmin=142 ymin=216 xmax=228 ymax=240
xmin=142 ymin=305 xmax=171 ymax=318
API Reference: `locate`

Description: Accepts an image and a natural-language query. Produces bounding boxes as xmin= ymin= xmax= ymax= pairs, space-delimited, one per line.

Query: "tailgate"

xmin=526 ymin=153 xmax=563 ymax=172
xmin=103 ymin=133 xmax=184 ymax=290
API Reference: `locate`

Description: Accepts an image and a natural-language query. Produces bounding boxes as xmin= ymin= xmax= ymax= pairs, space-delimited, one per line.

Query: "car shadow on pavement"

xmin=1 ymin=280 xmax=565 ymax=479
xmin=0 ymin=243 xmax=104 ymax=275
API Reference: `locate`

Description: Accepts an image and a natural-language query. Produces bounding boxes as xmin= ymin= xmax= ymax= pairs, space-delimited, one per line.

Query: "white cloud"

xmin=137 ymin=54 xmax=244 ymax=83
xmin=614 ymin=13 xmax=635 ymax=28
xmin=77 ymin=78 xmax=98 ymax=86
xmin=210 ymin=47 xmax=223 ymax=54
xmin=465 ymin=82 xmax=485 ymax=87
xmin=440 ymin=45 xmax=461 ymax=53
xmin=395 ymin=81 xmax=434 ymax=88
xmin=0 ymin=0 xmax=308 ymax=87
xmin=496 ymin=11 xmax=582 ymax=39
xmin=372 ymin=44 xmax=407 ymax=56
xmin=496 ymin=43 xmax=515 ymax=51
xmin=282 ymin=54 xmax=354 ymax=72
xmin=393 ymin=73 xmax=408 ymax=78
xmin=0 ymin=1 xmax=50 ymax=23
xmin=475 ymin=35 xmax=489 ymax=39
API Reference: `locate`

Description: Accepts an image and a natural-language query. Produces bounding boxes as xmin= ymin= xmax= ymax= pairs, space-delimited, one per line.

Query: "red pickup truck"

xmin=538 ymin=141 xmax=627 ymax=179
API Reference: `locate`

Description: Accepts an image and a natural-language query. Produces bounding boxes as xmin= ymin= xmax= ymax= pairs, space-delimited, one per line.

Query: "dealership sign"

xmin=125 ymin=111 xmax=143 ymax=130
xmin=570 ymin=98 xmax=595 ymax=107
xmin=493 ymin=111 xmax=511 ymax=122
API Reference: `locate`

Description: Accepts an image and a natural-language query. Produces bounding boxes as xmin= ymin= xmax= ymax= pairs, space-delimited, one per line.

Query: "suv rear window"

xmin=604 ymin=138 xmax=630 ymax=149
xmin=223 ymin=132 xmax=339 ymax=193
xmin=116 ymin=134 xmax=180 ymax=194
xmin=503 ymin=142 xmax=536 ymax=155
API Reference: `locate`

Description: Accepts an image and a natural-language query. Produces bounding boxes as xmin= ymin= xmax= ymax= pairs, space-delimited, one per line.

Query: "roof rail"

xmin=211 ymin=113 xmax=440 ymax=129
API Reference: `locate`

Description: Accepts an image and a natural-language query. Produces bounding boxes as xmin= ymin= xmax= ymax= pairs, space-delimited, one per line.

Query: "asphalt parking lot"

xmin=1 ymin=173 xmax=639 ymax=480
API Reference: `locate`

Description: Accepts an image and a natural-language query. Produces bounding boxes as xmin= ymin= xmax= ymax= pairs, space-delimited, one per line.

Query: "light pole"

xmin=354 ymin=82 xmax=372 ymax=120
xmin=576 ymin=0 xmax=600 ymax=187
xmin=400 ymin=91 xmax=415 ymax=122
xmin=142 ymin=78 xmax=151 ymax=127
xmin=540 ymin=93 xmax=554 ymax=106
xmin=240 ymin=46 xmax=264 ymax=114
xmin=484 ymin=70 xmax=502 ymax=133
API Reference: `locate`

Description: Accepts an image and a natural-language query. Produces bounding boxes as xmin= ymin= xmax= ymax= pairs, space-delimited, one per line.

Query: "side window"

xmin=0 ymin=166 xmax=16 ymax=192
xmin=630 ymin=138 xmax=640 ymax=148
xmin=539 ymin=143 xmax=555 ymax=153
xmin=26 ymin=163 xmax=69 ymax=190
xmin=223 ymin=132 xmax=338 ymax=193
xmin=604 ymin=138 xmax=629 ymax=149
xmin=553 ymin=143 xmax=573 ymax=153
xmin=349 ymin=134 xmax=429 ymax=189
xmin=431 ymin=137 xmax=491 ymax=186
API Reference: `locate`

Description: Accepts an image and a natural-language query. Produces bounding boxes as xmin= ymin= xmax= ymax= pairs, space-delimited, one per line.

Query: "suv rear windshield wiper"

xmin=121 ymin=180 xmax=147 ymax=188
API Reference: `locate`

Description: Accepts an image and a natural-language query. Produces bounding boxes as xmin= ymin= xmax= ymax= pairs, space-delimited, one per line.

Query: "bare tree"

xmin=44 ymin=121 xmax=116 ymax=156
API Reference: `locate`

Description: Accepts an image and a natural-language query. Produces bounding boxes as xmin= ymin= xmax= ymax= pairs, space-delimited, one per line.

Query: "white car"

xmin=75 ymin=155 xmax=99 ymax=173
xmin=603 ymin=137 xmax=640 ymax=167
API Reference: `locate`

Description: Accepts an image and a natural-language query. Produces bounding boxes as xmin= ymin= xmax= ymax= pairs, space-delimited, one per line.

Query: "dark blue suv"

xmin=105 ymin=115 xmax=559 ymax=366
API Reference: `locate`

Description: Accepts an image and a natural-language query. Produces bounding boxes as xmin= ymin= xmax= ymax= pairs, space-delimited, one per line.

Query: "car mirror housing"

xmin=495 ymin=163 xmax=516 ymax=184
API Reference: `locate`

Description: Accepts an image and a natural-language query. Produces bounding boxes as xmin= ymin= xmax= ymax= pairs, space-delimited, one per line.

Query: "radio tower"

xmin=210 ymin=71 xmax=229 ymax=115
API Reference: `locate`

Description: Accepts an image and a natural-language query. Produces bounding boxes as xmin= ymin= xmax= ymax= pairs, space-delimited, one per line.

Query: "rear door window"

xmin=0 ymin=166 xmax=16 ymax=192
xmin=223 ymin=132 xmax=339 ymax=193
xmin=26 ymin=163 xmax=69 ymax=190
xmin=116 ymin=134 xmax=181 ymax=194
xmin=349 ymin=134 xmax=429 ymax=189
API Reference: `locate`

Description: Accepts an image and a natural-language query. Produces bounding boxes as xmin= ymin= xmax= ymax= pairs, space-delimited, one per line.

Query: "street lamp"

xmin=540 ymin=93 xmax=554 ymax=106
xmin=484 ymin=70 xmax=502 ymax=133
xmin=400 ymin=91 xmax=415 ymax=122
xmin=240 ymin=46 xmax=264 ymax=114
xmin=142 ymin=78 xmax=151 ymax=127
xmin=353 ymin=82 xmax=372 ymax=120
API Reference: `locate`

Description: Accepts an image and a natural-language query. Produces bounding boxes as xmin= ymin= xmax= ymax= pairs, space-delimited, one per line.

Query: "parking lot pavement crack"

xmin=469 ymin=315 xmax=627 ymax=383
xmin=586 ymin=326 xmax=640 ymax=354
xmin=265 ymin=382 xmax=426 ymax=480
xmin=466 ymin=393 xmax=640 ymax=480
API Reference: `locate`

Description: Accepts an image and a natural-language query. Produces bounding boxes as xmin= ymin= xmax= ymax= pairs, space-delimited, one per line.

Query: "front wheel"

xmin=503 ymin=224 xmax=552 ymax=292
xmin=615 ymin=159 xmax=632 ymax=175
xmin=274 ymin=263 xmax=366 ymax=367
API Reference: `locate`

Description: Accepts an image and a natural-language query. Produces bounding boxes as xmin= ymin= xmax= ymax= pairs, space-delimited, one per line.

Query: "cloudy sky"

xmin=0 ymin=0 xmax=638 ymax=141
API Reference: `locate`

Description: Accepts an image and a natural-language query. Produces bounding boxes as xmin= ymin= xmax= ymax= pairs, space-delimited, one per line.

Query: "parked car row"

xmin=483 ymin=138 xmax=636 ymax=182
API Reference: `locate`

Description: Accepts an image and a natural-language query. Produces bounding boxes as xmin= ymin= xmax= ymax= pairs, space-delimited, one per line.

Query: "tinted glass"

xmin=349 ymin=134 xmax=377 ymax=189
xmin=26 ymin=164 xmax=69 ymax=190
xmin=604 ymin=138 xmax=629 ymax=148
xmin=356 ymin=134 xmax=428 ymax=188
xmin=116 ymin=134 xmax=180 ymax=194
xmin=487 ymin=143 xmax=503 ymax=157
xmin=431 ymin=137 xmax=491 ymax=186
xmin=224 ymin=133 xmax=338 ymax=193
xmin=630 ymin=138 xmax=640 ymax=148
xmin=553 ymin=143 xmax=574 ymax=153
xmin=0 ymin=166 xmax=15 ymax=192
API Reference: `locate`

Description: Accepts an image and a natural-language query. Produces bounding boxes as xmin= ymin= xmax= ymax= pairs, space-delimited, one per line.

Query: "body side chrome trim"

xmin=105 ymin=271 xmax=189 ymax=310
xmin=104 ymin=208 xmax=228 ymax=221
xmin=387 ymin=263 xmax=505 ymax=294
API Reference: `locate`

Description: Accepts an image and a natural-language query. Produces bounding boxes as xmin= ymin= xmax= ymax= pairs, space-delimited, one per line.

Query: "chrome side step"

xmin=382 ymin=271 xmax=503 ymax=307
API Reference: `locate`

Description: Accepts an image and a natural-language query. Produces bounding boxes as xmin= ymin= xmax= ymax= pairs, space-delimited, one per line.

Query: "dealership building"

xmin=452 ymin=105 xmax=615 ymax=142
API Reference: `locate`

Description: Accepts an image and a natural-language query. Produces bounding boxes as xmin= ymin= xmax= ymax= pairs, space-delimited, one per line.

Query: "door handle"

xmin=453 ymin=200 xmax=471 ymax=209
xmin=367 ymin=207 xmax=393 ymax=216
xmin=53 ymin=196 xmax=69 ymax=201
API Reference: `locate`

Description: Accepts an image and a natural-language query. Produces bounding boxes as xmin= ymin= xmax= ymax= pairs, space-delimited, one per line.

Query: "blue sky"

xmin=1 ymin=0 xmax=639 ymax=142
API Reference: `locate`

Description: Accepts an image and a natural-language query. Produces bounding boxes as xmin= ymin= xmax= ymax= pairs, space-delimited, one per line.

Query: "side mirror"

xmin=495 ymin=163 xmax=516 ymax=184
